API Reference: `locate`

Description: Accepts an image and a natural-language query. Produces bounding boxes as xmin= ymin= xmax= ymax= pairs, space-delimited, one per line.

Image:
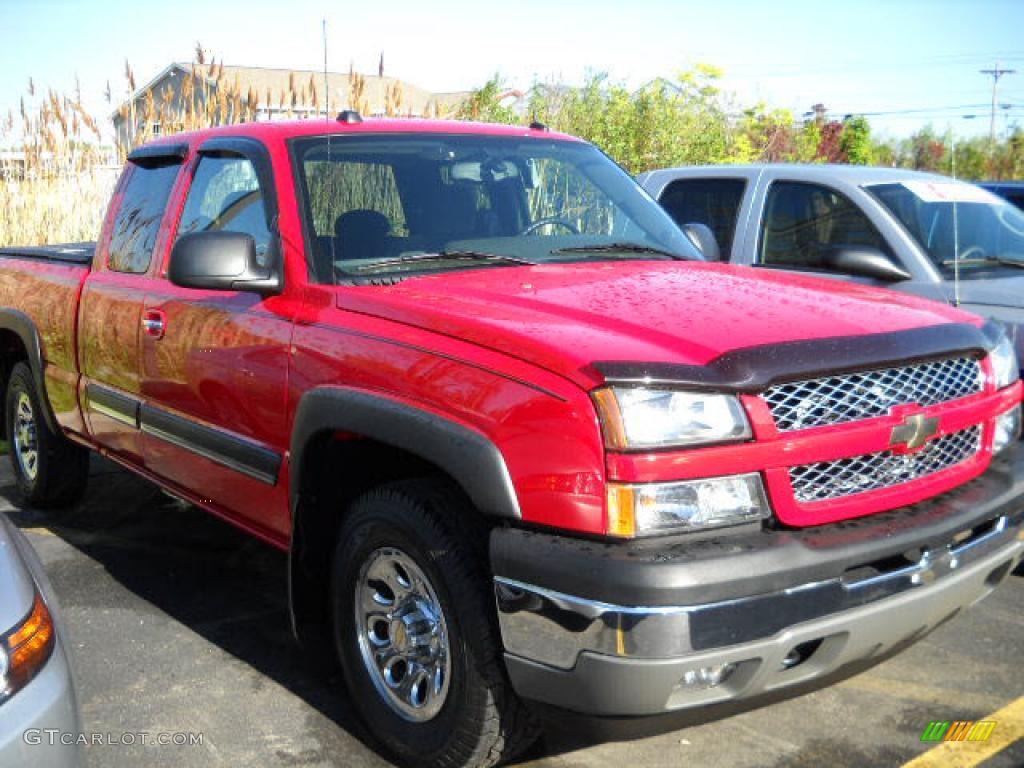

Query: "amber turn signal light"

xmin=1 ymin=592 xmax=55 ymax=700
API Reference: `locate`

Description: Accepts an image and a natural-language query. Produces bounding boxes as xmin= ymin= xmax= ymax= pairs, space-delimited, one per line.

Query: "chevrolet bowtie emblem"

xmin=889 ymin=413 xmax=940 ymax=452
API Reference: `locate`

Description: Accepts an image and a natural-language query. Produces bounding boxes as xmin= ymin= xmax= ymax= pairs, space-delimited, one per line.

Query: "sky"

xmin=1 ymin=0 xmax=1022 ymax=143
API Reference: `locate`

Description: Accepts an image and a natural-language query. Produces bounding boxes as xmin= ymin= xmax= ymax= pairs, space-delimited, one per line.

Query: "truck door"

xmin=79 ymin=147 xmax=186 ymax=464
xmin=139 ymin=138 xmax=292 ymax=541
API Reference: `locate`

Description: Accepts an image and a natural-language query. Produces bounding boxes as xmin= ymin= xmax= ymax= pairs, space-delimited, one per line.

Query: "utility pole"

xmin=980 ymin=62 xmax=1016 ymax=151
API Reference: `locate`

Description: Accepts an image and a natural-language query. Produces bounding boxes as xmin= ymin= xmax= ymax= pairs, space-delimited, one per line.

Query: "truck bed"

xmin=0 ymin=242 xmax=95 ymax=266
xmin=0 ymin=243 xmax=94 ymax=434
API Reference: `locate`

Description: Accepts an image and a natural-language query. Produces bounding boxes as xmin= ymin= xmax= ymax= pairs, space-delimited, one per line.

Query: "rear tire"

xmin=6 ymin=362 xmax=88 ymax=508
xmin=331 ymin=479 xmax=539 ymax=768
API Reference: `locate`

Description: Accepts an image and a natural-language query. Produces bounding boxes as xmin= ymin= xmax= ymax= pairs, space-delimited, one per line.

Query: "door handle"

xmin=143 ymin=309 xmax=167 ymax=339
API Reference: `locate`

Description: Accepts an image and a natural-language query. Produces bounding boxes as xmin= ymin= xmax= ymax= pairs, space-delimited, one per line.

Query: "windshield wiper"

xmin=549 ymin=242 xmax=689 ymax=260
xmin=941 ymin=255 xmax=1024 ymax=268
xmin=352 ymin=250 xmax=536 ymax=273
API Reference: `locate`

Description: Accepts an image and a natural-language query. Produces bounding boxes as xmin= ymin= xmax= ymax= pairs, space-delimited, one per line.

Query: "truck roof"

xmin=143 ymin=117 xmax=583 ymax=148
xmin=641 ymin=163 xmax=954 ymax=186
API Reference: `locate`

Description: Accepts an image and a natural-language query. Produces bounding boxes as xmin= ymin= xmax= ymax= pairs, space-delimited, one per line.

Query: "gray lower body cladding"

xmin=490 ymin=443 xmax=1024 ymax=717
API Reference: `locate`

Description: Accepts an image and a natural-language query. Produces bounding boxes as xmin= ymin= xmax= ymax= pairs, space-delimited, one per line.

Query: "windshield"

xmin=868 ymin=181 xmax=1024 ymax=274
xmin=291 ymin=133 xmax=699 ymax=282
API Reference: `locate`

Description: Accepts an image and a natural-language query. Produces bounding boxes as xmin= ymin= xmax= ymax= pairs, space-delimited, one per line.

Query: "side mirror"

xmin=681 ymin=222 xmax=721 ymax=261
xmin=822 ymin=245 xmax=911 ymax=282
xmin=168 ymin=232 xmax=280 ymax=295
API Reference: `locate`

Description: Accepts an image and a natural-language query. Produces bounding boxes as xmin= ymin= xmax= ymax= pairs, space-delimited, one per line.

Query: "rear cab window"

xmin=108 ymin=162 xmax=181 ymax=273
xmin=658 ymin=178 xmax=746 ymax=257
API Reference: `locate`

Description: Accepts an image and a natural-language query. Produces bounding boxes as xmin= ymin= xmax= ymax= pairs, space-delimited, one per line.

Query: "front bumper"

xmin=492 ymin=444 xmax=1024 ymax=717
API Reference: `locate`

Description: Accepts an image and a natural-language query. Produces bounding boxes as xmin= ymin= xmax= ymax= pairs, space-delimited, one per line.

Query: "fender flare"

xmin=0 ymin=309 xmax=60 ymax=433
xmin=287 ymin=386 xmax=521 ymax=641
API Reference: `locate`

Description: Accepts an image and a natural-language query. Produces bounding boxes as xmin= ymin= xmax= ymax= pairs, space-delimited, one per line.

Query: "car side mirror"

xmin=822 ymin=245 xmax=911 ymax=282
xmin=168 ymin=232 xmax=281 ymax=296
xmin=681 ymin=222 xmax=721 ymax=261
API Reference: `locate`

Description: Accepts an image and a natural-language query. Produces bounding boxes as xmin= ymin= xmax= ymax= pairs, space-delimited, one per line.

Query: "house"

xmin=111 ymin=63 xmax=470 ymax=148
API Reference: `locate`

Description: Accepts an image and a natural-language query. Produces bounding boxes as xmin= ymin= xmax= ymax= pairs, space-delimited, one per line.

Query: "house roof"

xmin=112 ymin=63 xmax=471 ymax=120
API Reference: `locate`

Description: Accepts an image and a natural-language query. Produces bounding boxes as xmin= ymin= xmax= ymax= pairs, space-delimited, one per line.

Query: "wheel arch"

xmin=287 ymin=386 xmax=521 ymax=646
xmin=0 ymin=309 xmax=58 ymax=438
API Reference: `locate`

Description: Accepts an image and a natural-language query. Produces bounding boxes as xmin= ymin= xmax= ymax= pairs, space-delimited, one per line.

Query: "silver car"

xmin=0 ymin=513 xmax=81 ymax=767
xmin=638 ymin=164 xmax=1024 ymax=364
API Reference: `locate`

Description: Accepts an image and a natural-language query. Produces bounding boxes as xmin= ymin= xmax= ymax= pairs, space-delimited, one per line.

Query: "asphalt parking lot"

xmin=3 ymin=456 xmax=1022 ymax=768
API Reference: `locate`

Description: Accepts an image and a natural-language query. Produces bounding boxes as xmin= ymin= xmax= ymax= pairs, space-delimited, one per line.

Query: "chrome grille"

xmin=788 ymin=425 xmax=981 ymax=503
xmin=763 ymin=357 xmax=982 ymax=432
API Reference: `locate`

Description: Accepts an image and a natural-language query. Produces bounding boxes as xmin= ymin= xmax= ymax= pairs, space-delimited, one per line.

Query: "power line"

xmin=824 ymin=103 xmax=1021 ymax=117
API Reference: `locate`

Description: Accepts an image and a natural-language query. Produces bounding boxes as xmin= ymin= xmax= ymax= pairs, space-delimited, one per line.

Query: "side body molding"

xmin=0 ymin=309 xmax=60 ymax=433
xmin=289 ymin=386 xmax=521 ymax=521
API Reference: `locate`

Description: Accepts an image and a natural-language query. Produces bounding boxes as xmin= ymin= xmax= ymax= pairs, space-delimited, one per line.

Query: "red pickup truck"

xmin=2 ymin=116 xmax=1023 ymax=768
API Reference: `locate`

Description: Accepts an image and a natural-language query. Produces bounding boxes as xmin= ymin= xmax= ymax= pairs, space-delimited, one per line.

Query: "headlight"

xmin=989 ymin=332 xmax=1019 ymax=389
xmin=592 ymin=386 xmax=751 ymax=450
xmin=607 ymin=473 xmax=769 ymax=537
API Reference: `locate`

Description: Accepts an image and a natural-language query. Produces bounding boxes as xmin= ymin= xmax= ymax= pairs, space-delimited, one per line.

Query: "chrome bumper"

xmin=495 ymin=516 xmax=1024 ymax=716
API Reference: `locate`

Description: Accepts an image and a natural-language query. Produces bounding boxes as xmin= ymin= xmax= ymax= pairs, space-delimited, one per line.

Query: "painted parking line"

xmin=901 ymin=695 xmax=1024 ymax=768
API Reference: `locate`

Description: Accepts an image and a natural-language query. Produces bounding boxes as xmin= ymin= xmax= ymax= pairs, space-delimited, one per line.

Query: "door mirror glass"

xmin=821 ymin=245 xmax=912 ymax=282
xmin=168 ymin=232 xmax=280 ymax=295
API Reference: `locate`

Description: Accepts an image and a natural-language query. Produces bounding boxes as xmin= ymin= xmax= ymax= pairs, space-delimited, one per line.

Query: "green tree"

xmin=839 ymin=115 xmax=874 ymax=165
xmin=454 ymin=76 xmax=519 ymax=124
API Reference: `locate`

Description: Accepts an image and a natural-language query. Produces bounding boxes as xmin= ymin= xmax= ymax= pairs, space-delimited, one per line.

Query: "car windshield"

xmin=867 ymin=181 xmax=1024 ymax=274
xmin=291 ymin=133 xmax=699 ymax=283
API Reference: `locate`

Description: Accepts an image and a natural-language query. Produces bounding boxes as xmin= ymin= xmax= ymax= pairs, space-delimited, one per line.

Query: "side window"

xmin=177 ymin=155 xmax=273 ymax=267
xmin=760 ymin=182 xmax=892 ymax=268
xmin=658 ymin=178 xmax=746 ymax=256
xmin=108 ymin=162 xmax=181 ymax=273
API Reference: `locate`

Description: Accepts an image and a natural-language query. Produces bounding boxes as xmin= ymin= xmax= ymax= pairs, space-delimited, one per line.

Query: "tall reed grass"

xmin=0 ymin=44 xmax=418 ymax=248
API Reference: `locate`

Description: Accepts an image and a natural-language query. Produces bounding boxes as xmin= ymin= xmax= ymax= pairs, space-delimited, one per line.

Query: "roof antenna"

xmin=951 ymin=134 xmax=960 ymax=307
xmin=322 ymin=19 xmax=330 ymax=121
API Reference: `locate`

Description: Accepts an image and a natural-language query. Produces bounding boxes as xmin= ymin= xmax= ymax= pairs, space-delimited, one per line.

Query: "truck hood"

xmin=337 ymin=262 xmax=975 ymax=386
xmin=954 ymin=273 xmax=1024 ymax=309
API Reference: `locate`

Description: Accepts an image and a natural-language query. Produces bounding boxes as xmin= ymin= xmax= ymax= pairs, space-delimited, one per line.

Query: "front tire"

xmin=5 ymin=362 xmax=88 ymax=508
xmin=331 ymin=479 xmax=539 ymax=768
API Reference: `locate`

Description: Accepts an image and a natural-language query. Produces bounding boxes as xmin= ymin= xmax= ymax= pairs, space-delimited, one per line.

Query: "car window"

xmin=108 ymin=162 xmax=181 ymax=274
xmin=177 ymin=155 xmax=273 ymax=268
xmin=292 ymin=134 xmax=698 ymax=284
xmin=658 ymin=178 xmax=746 ymax=256
xmin=759 ymin=181 xmax=892 ymax=269
xmin=868 ymin=181 xmax=1024 ymax=270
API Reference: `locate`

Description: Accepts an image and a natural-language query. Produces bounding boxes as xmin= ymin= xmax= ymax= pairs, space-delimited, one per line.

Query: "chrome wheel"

xmin=355 ymin=547 xmax=451 ymax=722
xmin=13 ymin=392 xmax=38 ymax=482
